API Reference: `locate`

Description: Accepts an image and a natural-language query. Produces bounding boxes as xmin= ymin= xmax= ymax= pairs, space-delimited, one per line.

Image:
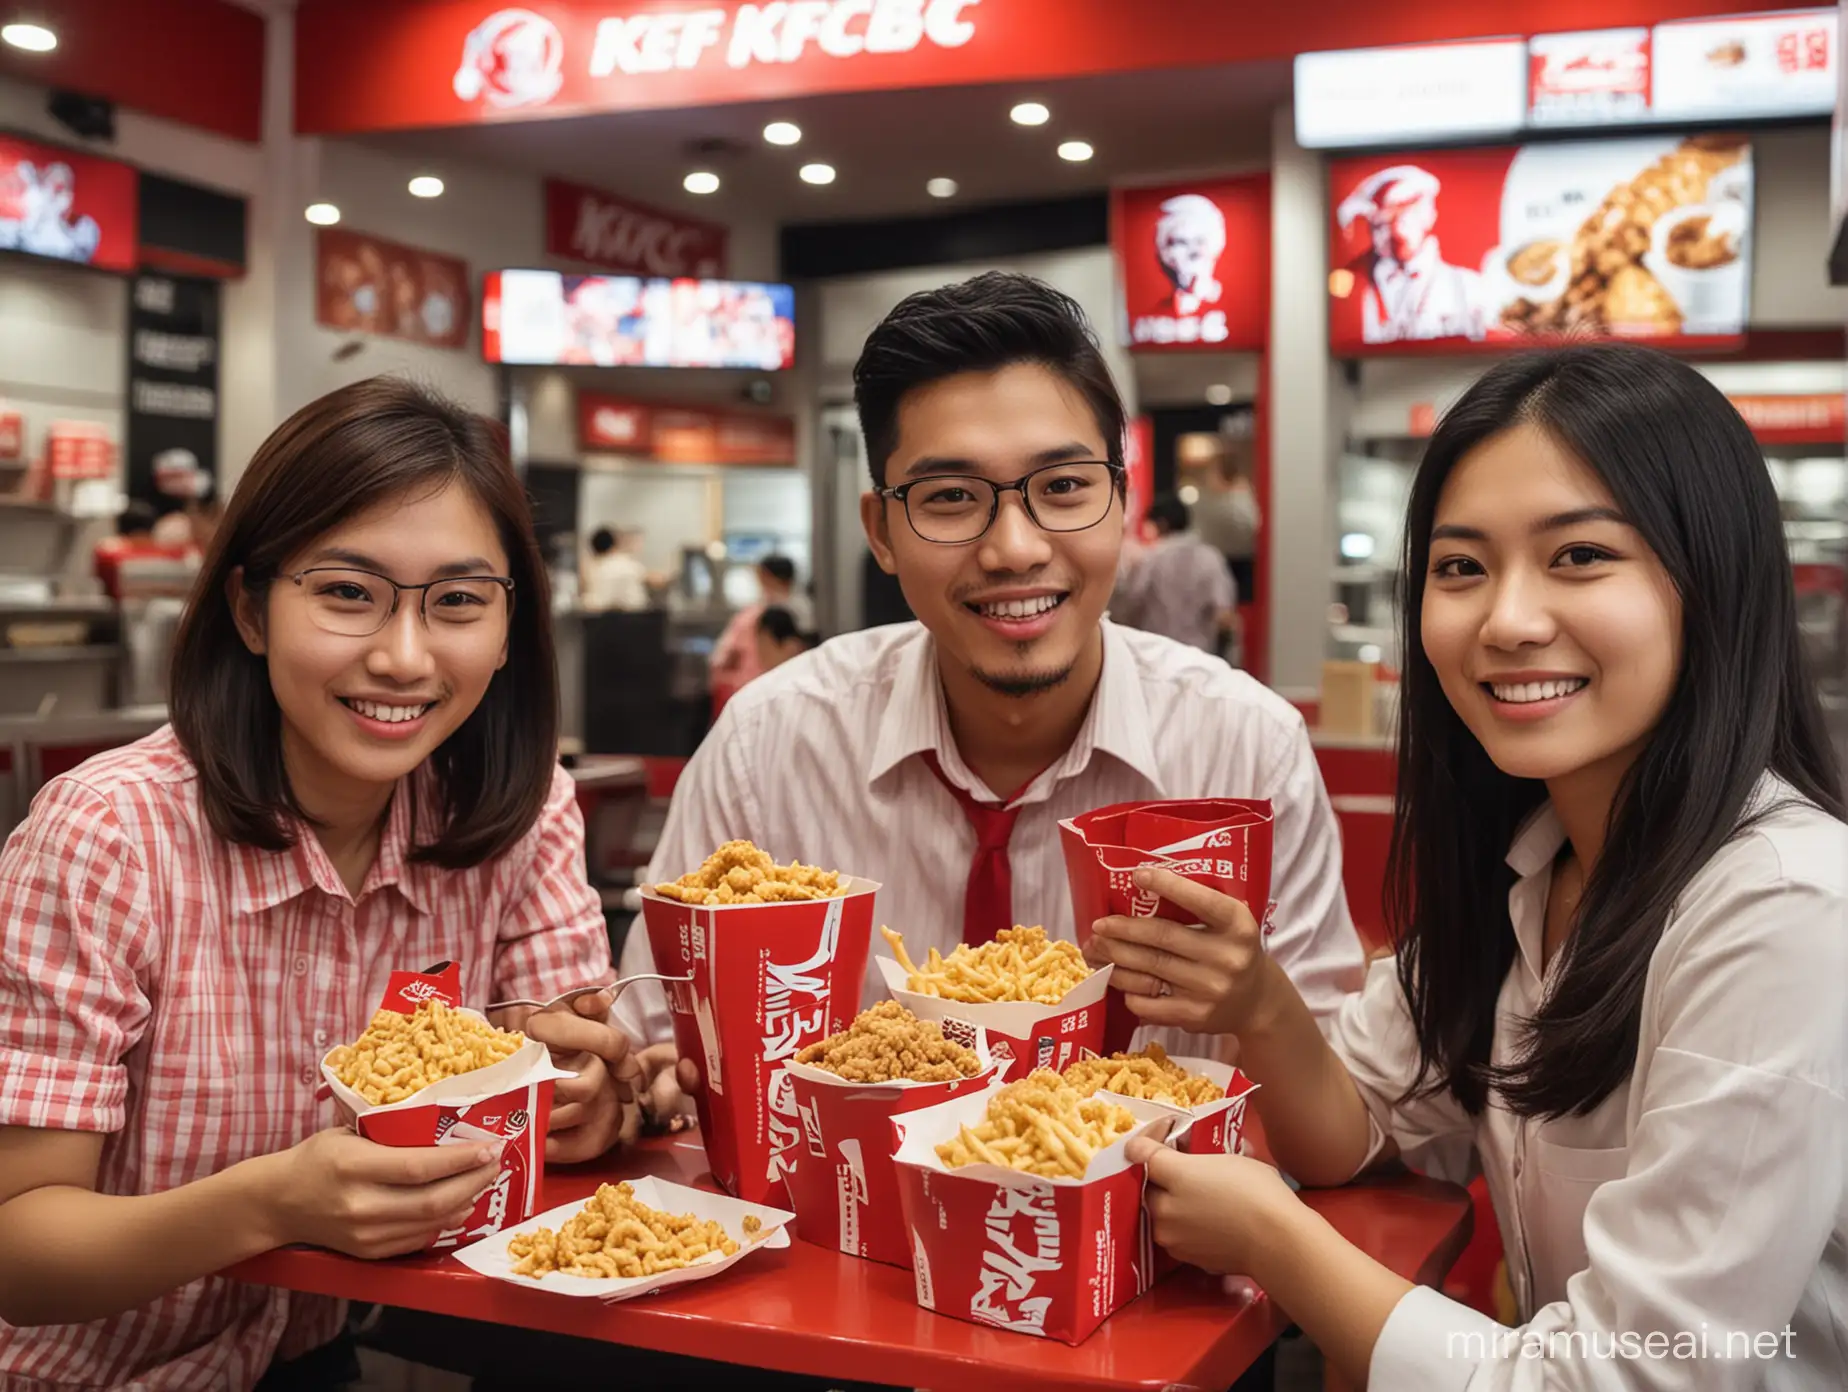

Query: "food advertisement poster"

xmin=316 ymin=226 xmax=470 ymax=350
xmin=1328 ymin=134 xmax=1753 ymax=354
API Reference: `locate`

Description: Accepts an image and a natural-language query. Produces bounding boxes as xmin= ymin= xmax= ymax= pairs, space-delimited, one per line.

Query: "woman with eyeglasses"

xmin=0 ymin=378 xmax=639 ymax=1391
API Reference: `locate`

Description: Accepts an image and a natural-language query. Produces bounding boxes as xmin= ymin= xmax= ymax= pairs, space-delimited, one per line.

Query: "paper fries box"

xmin=1099 ymin=1057 xmax=1261 ymax=1157
xmin=640 ymin=879 xmax=880 ymax=1205
xmin=1059 ymin=799 xmax=1275 ymax=1053
xmin=321 ymin=963 xmax=573 ymax=1252
xmin=890 ymin=1088 xmax=1171 ymax=1346
xmin=782 ymin=1025 xmax=999 ymax=1267
xmin=876 ymin=956 xmax=1111 ymax=1084
xmin=453 ymin=1177 xmax=794 ymax=1302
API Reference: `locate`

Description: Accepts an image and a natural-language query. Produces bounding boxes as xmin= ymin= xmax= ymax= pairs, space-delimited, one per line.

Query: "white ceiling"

xmin=358 ymin=59 xmax=1291 ymax=227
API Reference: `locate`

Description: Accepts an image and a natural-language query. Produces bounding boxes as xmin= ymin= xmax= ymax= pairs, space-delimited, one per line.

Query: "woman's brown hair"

xmin=170 ymin=376 xmax=558 ymax=869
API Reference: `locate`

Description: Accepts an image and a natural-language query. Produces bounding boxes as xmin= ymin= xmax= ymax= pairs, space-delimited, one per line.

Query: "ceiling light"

xmin=763 ymin=121 xmax=802 ymax=146
xmin=1205 ymin=384 xmax=1234 ymax=406
xmin=1010 ymin=101 xmax=1050 ymax=126
xmin=407 ymin=175 xmax=445 ymax=199
xmin=683 ymin=170 xmax=720 ymax=195
xmin=1057 ymin=140 xmax=1094 ymax=163
xmin=1 ymin=23 xmax=56 ymax=52
xmin=927 ymin=177 xmax=958 ymax=198
xmin=799 ymin=162 xmax=836 ymax=185
xmin=304 ymin=203 xmax=341 ymax=226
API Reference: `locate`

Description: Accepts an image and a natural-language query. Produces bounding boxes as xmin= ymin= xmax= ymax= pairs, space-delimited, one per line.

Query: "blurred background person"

xmin=580 ymin=526 xmax=650 ymax=612
xmin=754 ymin=604 xmax=819 ymax=677
xmin=1192 ymin=440 xmax=1261 ymax=624
xmin=710 ymin=552 xmax=808 ymax=686
xmin=1114 ymin=491 xmax=1237 ymax=656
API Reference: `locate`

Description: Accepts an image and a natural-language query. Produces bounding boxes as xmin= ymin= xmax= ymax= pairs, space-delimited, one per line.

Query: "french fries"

xmin=325 ymin=999 xmax=524 ymax=1106
xmin=793 ymin=1001 xmax=983 ymax=1083
xmin=654 ymin=839 xmax=848 ymax=905
xmin=881 ymin=923 xmax=1090 ymax=1005
xmin=507 ymin=1182 xmax=743 ymax=1280
xmin=935 ymin=1070 xmax=1135 ymax=1179
xmin=1061 ymin=1043 xmax=1224 ymax=1108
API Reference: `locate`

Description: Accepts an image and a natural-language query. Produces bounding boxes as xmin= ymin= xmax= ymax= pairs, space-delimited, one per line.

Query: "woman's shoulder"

xmin=29 ymin=726 xmax=200 ymax=824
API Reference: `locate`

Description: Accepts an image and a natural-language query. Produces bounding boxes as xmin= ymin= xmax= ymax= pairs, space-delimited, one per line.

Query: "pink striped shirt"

xmin=0 ymin=727 xmax=611 ymax=1391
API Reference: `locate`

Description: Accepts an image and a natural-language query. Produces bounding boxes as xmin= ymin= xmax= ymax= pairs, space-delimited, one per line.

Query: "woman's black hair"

xmin=757 ymin=605 xmax=819 ymax=650
xmin=1387 ymin=343 xmax=1844 ymax=1120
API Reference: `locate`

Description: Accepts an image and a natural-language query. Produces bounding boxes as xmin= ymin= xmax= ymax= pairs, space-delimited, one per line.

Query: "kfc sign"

xmin=0 ymin=136 xmax=138 ymax=275
xmin=546 ymin=179 xmax=727 ymax=278
xmin=1295 ymin=40 xmax=1528 ymax=151
xmin=1113 ymin=175 xmax=1269 ymax=353
xmin=585 ymin=0 xmax=978 ymax=78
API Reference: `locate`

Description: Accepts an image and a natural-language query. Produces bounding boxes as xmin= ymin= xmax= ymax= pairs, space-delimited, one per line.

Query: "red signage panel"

xmin=1114 ymin=174 xmax=1270 ymax=353
xmin=578 ymin=391 xmax=795 ymax=465
xmin=0 ymin=135 xmax=138 ymax=274
xmin=1328 ymin=134 xmax=1753 ymax=355
xmin=545 ymin=178 xmax=727 ymax=277
xmin=1728 ymin=393 xmax=1846 ymax=444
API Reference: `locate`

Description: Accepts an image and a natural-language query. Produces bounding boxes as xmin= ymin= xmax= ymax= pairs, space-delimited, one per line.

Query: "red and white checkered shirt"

xmin=0 ymin=726 xmax=611 ymax=1390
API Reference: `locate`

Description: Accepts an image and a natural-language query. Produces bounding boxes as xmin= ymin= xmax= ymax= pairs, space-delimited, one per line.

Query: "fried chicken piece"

xmin=652 ymin=840 xmax=848 ymax=905
xmin=794 ymin=1000 xmax=983 ymax=1083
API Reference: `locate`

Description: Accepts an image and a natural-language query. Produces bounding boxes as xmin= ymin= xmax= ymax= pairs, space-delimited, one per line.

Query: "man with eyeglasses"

xmin=617 ymin=271 xmax=1362 ymax=1101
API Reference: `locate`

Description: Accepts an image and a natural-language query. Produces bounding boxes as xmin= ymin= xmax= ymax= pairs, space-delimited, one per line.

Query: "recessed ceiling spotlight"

xmin=763 ymin=121 xmax=802 ymax=145
xmin=799 ymin=162 xmax=836 ymax=185
xmin=1009 ymin=101 xmax=1050 ymax=126
xmin=926 ymin=177 xmax=958 ymax=198
xmin=304 ymin=203 xmax=341 ymax=226
xmin=408 ymin=175 xmax=445 ymax=198
xmin=683 ymin=170 xmax=721 ymax=195
xmin=1057 ymin=140 xmax=1094 ymax=163
xmin=1 ymin=23 xmax=57 ymax=52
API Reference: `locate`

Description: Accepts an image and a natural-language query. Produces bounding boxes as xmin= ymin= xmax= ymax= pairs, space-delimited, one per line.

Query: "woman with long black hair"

xmin=1085 ymin=344 xmax=1847 ymax=1388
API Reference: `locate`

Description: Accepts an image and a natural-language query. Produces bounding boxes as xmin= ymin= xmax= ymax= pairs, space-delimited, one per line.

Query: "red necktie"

xmin=920 ymin=751 xmax=1022 ymax=946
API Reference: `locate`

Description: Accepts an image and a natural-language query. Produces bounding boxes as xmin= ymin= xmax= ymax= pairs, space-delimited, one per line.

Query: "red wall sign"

xmin=0 ymin=135 xmax=139 ymax=275
xmin=578 ymin=392 xmax=796 ymax=466
xmin=0 ymin=409 xmax=22 ymax=461
xmin=1728 ymin=393 xmax=1846 ymax=444
xmin=316 ymin=227 xmax=471 ymax=350
xmin=545 ymin=178 xmax=728 ymax=277
xmin=1329 ymin=134 xmax=1753 ymax=355
xmin=294 ymin=0 xmax=1796 ymax=135
xmin=1113 ymin=174 xmax=1270 ymax=353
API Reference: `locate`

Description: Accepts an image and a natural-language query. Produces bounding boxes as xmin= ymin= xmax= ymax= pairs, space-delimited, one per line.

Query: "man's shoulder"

xmin=719 ymin=623 xmax=926 ymax=730
xmin=1109 ymin=624 xmax=1306 ymax=738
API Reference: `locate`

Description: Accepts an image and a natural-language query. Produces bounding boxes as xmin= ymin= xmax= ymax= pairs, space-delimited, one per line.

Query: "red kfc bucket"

xmin=781 ymin=1022 xmax=997 ymax=1266
xmin=320 ymin=962 xmax=571 ymax=1252
xmin=640 ymin=879 xmax=879 ymax=1204
xmin=1059 ymin=799 xmax=1275 ymax=1052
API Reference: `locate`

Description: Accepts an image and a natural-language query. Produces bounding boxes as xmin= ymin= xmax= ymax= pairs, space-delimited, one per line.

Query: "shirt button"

xmin=292 ymin=956 xmax=309 ymax=976
xmin=300 ymin=1067 xmax=316 ymax=1085
xmin=313 ymin=1029 xmax=329 ymax=1046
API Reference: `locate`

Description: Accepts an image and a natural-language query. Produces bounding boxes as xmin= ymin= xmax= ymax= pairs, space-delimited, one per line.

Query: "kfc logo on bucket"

xmin=454 ymin=8 xmax=565 ymax=108
xmin=973 ymin=1184 xmax=1061 ymax=1334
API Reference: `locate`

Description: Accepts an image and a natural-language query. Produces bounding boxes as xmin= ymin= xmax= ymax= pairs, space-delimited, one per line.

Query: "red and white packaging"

xmin=639 ymin=880 xmax=880 ymax=1205
xmin=453 ymin=1176 xmax=793 ymax=1302
xmin=781 ymin=1023 xmax=999 ymax=1267
xmin=320 ymin=963 xmax=575 ymax=1252
xmin=1092 ymin=1057 xmax=1261 ymax=1157
xmin=1059 ymin=799 xmax=1275 ymax=1053
xmin=875 ymin=955 xmax=1112 ymax=1085
xmin=890 ymin=1087 xmax=1174 ymax=1345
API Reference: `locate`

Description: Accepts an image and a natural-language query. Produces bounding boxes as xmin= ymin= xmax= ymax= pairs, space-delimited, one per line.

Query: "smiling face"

xmin=860 ymin=362 xmax=1123 ymax=699
xmin=1420 ymin=423 xmax=1682 ymax=792
xmin=233 ymin=481 xmax=511 ymax=813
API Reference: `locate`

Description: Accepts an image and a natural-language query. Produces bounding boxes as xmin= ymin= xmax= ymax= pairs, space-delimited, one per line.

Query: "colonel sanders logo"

xmin=0 ymin=160 xmax=101 ymax=265
xmin=1153 ymin=193 xmax=1226 ymax=317
xmin=454 ymin=9 xmax=565 ymax=109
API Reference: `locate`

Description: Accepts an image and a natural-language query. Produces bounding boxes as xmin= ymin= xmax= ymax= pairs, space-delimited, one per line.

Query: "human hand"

xmin=1127 ymin=1135 xmax=1301 ymax=1277
xmin=267 ymin=1129 xmax=503 ymax=1259
xmin=521 ymin=992 xmax=644 ymax=1163
xmin=1082 ymin=868 xmax=1281 ymax=1036
xmin=636 ymin=1042 xmax=700 ymax=1126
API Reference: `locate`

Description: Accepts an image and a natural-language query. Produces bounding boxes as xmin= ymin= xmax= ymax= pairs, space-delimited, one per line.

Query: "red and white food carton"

xmin=781 ymin=1022 xmax=999 ymax=1267
xmin=1096 ymin=1057 xmax=1261 ymax=1157
xmin=875 ymin=955 xmax=1113 ymax=1084
xmin=640 ymin=879 xmax=880 ymax=1205
xmin=320 ymin=962 xmax=575 ymax=1252
xmin=453 ymin=1176 xmax=794 ymax=1302
xmin=1060 ymin=799 xmax=1276 ymax=1053
xmin=890 ymin=1086 xmax=1175 ymax=1345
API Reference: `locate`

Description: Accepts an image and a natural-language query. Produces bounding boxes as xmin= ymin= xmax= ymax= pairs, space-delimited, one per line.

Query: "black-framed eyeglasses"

xmin=283 ymin=567 xmax=515 ymax=638
xmin=877 ymin=460 xmax=1124 ymax=545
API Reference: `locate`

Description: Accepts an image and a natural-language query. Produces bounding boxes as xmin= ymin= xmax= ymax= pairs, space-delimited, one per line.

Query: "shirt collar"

xmin=865 ymin=619 xmax=1167 ymax=803
xmin=229 ymin=772 xmax=436 ymax=915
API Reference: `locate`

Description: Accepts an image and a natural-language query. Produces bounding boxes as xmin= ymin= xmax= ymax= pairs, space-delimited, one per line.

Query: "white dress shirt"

xmin=1330 ymin=783 xmax=1848 ymax=1390
xmin=616 ymin=620 xmax=1365 ymax=1062
xmin=1363 ymin=237 xmax=1488 ymax=344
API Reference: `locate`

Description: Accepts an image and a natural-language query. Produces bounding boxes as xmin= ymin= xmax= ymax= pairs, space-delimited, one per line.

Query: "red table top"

xmin=232 ymin=1132 xmax=1472 ymax=1392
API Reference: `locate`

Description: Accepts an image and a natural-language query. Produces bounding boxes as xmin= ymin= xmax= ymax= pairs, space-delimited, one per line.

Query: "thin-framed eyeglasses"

xmin=877 ymin=460 xmax=1124 ymax=545
xmin=283 ymin=566 xmax=515 ymax=638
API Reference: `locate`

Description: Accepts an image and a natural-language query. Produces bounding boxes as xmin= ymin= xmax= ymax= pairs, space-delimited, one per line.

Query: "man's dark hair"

xmin=852 ymin=270 xmax=1126 ymax=486
xmin=759 ymin=555 xmax=796 ymax=586
xmin=119 ymin=499 xmax=159 ymax=536
xmin=1147 ymin=493 xmax=1191 ymax=534
xmin=589 ymin=527 xmax=616 ymax=554
xmin=170 ymin=375 xmax=559 ymax=870
xmin=756 ymin=604 xmax=818 ymax=650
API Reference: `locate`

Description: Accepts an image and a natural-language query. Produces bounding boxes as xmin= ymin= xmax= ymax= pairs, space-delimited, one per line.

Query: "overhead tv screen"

xmin=482 ymin=269 xmax=795 ymax=369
